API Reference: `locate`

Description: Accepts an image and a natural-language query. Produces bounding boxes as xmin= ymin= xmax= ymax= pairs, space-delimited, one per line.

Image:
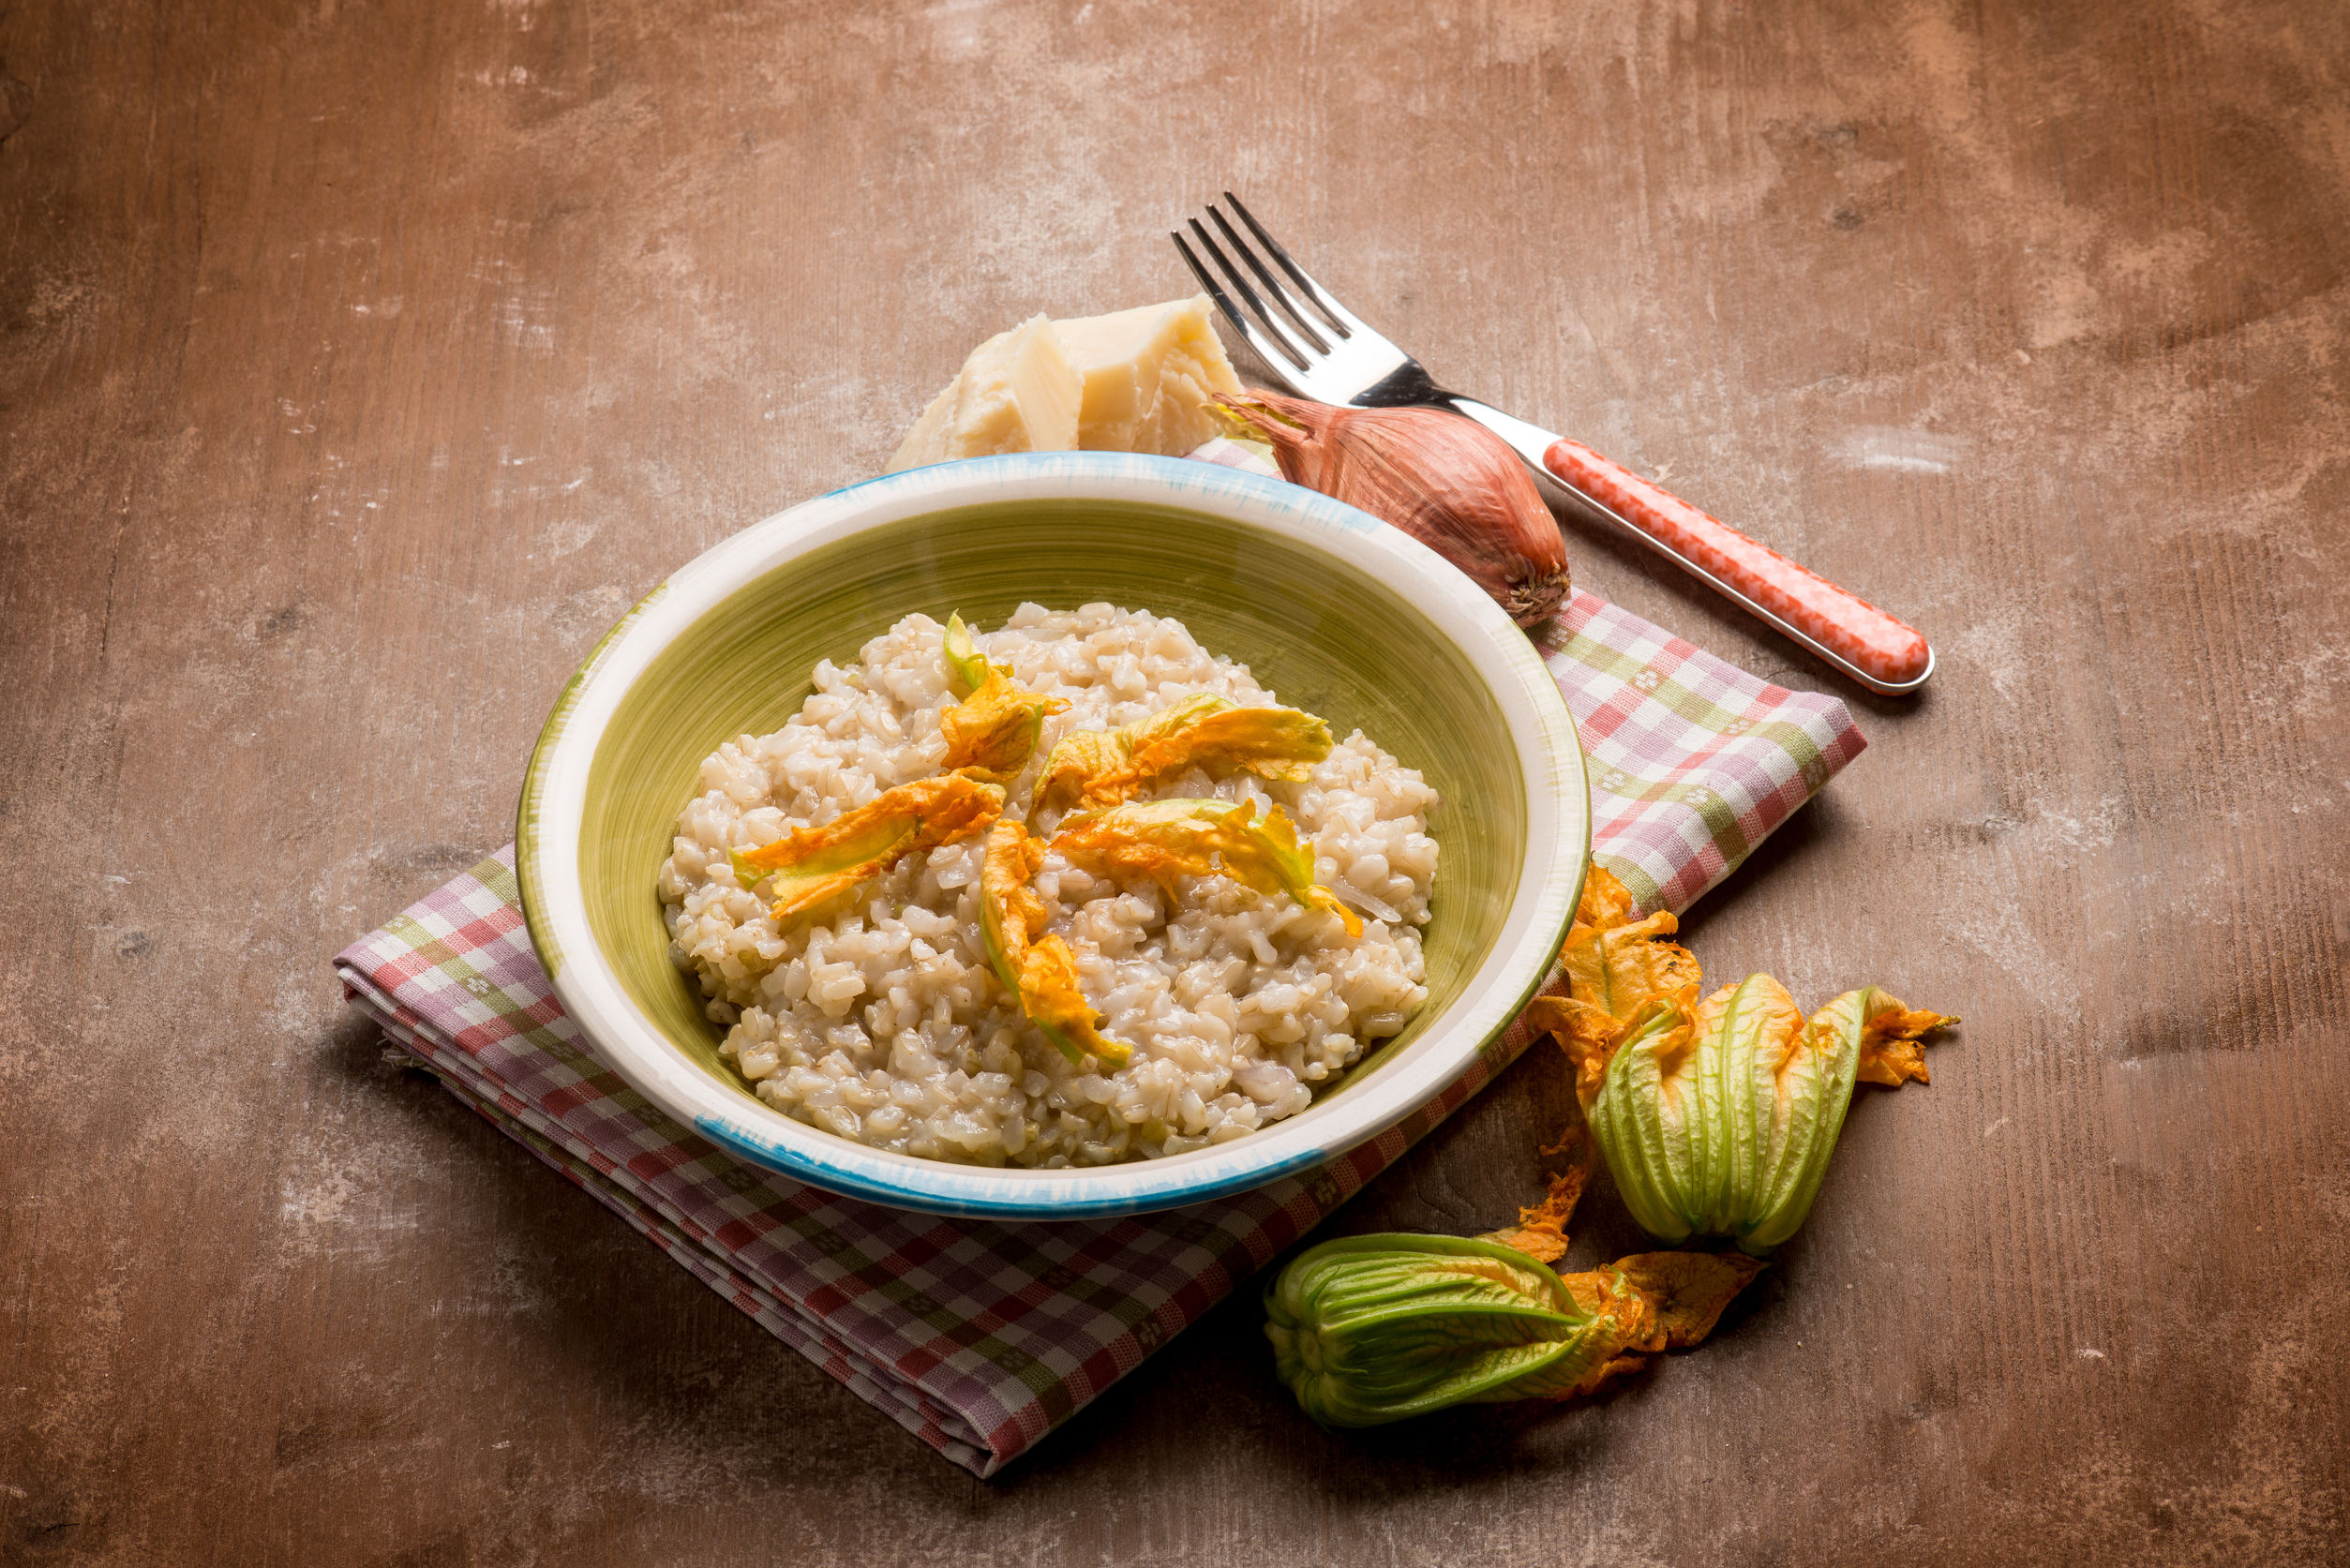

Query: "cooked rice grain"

xmin=657 ymin=604 xmax=1438 ymax=1166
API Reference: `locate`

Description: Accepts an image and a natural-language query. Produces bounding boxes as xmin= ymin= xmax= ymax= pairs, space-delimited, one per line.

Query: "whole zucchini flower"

xmin=1527 ymin=865 xmax=1953 ymax=1255
xmin=1590 ymin=978 xmax=1949 ymax=1254
xmin=1264 ymin=1233 xmax=1654 ymax=1427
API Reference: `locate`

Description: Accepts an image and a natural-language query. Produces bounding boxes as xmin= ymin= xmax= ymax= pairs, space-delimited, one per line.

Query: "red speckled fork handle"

xmin=1543 ymin=436 xmax=1933 ymax=691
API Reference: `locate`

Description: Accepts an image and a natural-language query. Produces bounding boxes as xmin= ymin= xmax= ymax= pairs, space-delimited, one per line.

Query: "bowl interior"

xmin=575 ymin=496 xmax=1529 ymax=1115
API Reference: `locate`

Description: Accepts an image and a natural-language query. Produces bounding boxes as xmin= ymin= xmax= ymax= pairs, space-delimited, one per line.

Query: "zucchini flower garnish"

xmin=977 ymin=821 xmax=1129 ymax=1067
xmin=1265 ymin=1234 xmax=1657 ymax=1427
xmin=1051 ymin=797 xmax=1362 ymax=937
xmin=938 ymin=612 xmax=1070 ymax=784
xmin=1526 ymin=865 xmax=1954 ymax=1254
xmin=1035 ymin=692 xmax=1333 ymax=814
xmin=733 ymin=773 xmax=1004 ymax=920
xmin=940 ymin=610 xmax=994 ymax=698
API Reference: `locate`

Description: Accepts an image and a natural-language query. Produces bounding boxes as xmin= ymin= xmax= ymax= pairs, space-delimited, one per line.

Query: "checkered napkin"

xmin=333 ymin=466 xmax=1864 ymax=1478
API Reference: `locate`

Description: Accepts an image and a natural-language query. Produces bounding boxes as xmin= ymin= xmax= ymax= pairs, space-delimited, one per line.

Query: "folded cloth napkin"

xmin=334 ymin=463 xmax=1864 ymax=1477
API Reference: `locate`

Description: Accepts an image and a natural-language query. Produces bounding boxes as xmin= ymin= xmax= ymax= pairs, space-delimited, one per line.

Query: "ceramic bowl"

xmin=516 ymin=452 xmax=1588 ymax=1219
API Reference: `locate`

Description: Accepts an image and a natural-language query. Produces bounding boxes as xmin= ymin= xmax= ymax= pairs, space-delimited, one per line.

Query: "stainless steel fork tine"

xmin=1171 ymin=230 xmax=1250 ymax=342
xmin=1183 ymin=218 xmax=1312 ymax=372
xmin=1222 ymin=192 xmax=1363 ymax=338
xmin=1186 ymin=217 xmax=1302 ymax=366
xmin=1172 ymin=230 xmax=1309 ymax=375
xmin=1205 ymin=206 xmax=1331 ymax=355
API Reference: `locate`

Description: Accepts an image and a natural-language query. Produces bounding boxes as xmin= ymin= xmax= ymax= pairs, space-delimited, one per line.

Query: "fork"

xmin=1174 ymin=194 xmax=1934 ymax=695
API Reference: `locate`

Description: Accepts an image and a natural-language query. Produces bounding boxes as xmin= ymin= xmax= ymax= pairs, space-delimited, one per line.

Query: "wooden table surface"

xmin=7 ymin=1 xmax=2347 ymax=1561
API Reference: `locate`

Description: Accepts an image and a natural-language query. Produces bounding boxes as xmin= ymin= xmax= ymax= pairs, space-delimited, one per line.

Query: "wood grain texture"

xmin=3 ymin=0 xmax=2345 ymax=1561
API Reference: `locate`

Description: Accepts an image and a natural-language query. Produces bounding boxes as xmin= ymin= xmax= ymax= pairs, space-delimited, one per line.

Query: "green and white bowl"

xmin=516 ymin=452 xmax=1587 ymax=1219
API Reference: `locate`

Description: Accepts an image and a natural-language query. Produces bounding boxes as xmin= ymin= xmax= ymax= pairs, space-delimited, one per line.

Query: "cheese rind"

xmin=1056 ymin=295 xmax=1244 ymax=455
xmin=887 ymin=315 xmax=1083 ymax=473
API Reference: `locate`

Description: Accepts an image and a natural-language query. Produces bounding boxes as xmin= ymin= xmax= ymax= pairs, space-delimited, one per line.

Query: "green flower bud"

xmin=1587 ymin=977 xmax=1946 ymax=1254
xmin=1264 ymin=1233 xmax=1653 ymax=1428
xmin=941 ymin=610 xmax=992 ymax=697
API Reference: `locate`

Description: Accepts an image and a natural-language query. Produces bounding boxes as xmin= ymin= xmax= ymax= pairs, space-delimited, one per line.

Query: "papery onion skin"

xmin=1217 ymin=391 xmax=1570 ymax=627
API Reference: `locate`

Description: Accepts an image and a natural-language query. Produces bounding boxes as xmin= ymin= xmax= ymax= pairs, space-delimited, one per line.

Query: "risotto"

xmin=656 ymin=603 xmax=1440 ymax=1167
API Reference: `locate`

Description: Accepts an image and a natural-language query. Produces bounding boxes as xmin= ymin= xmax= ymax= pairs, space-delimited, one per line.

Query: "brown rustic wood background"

xmin=5 ymin=1 xmax=2346 ymax=1561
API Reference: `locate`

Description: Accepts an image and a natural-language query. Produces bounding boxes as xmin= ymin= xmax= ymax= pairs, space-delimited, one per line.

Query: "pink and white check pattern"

xmin=333 ymin=570 xmax=1861 ymax=1478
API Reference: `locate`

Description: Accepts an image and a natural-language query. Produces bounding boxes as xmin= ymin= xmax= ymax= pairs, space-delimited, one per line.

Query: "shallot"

xmin=1217 ymin=391 xmax=1571 ymax=626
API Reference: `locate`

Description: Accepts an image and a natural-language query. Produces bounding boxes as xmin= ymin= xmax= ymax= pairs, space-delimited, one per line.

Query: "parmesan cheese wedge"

xmin=1056 ymin=295 xmax=1245 ymax=455
xmin=885 ymin=296 xmax=1244 ymax=473
xmin=887 ymin=315 xmax=1083 ymax=473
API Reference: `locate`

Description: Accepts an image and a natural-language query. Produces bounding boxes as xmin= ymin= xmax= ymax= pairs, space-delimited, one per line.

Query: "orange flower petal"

xmin=735 ymin=774 xmax=1004 ymax=920
xmin=1036 ymin=693 xmax=1332 ymax=814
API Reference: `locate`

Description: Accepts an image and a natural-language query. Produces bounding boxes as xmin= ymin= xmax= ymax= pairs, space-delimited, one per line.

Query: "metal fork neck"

xmin=1345 ymin=362 xmax=1450 ymax=408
